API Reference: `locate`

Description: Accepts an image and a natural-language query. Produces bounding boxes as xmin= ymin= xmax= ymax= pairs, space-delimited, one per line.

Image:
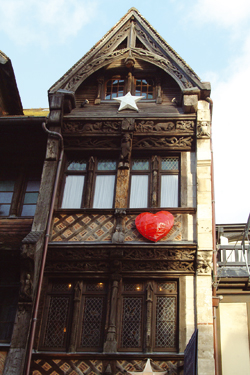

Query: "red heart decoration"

xmin=135 ymin=211 xmax=174 ymax=242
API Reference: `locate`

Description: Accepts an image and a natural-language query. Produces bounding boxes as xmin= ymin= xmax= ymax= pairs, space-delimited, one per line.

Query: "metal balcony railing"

xmin=217 ymin=214 xmax=250 ymax=276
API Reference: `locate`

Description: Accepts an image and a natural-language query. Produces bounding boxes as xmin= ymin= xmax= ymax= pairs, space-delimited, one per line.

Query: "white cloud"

xmin=190 ymin=0 xmax=250 ymax=29
xmin=0 ymin=0 xmax=98 ymax=47
xmin=211 ymin=34 xmax=250 ymax=223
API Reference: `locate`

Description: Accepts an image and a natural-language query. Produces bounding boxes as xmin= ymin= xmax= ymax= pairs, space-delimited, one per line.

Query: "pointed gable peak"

xmin=49 ymin=9 xmax=207 ymax=95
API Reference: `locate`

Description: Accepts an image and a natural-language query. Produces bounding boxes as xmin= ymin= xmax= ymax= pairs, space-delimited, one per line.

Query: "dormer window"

xmin=103 ymin=75 xmax=156 ymax=100
xmin=105 ymin=79 xmax=125 ymax=99
xmin=135 ymin=79 xmax=154 ymax=99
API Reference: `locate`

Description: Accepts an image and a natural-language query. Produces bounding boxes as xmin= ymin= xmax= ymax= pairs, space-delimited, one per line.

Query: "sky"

xmin=0 ymin=0 xmax=249 ymax=224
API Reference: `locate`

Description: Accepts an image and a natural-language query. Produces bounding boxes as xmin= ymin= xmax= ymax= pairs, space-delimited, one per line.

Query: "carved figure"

xmin=197 ymin=253 xmax=212 ymax=273
xmin=197 ymin=121 xmax=210 ymax=138
xmin=20 ymin=273 xmax=33 ymax=301
xmin=118 ymin=133 xmax=132 ymax=169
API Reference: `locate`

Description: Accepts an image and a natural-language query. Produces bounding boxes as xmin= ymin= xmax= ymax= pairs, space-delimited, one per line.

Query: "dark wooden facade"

xmin=0 ymin=9 xmax=215 ymax=375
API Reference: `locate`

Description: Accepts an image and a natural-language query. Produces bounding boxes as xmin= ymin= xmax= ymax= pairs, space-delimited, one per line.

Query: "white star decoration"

xmin=114 ymin=92 xmax=144 ymax=112
xmin=128 ymin=359 xmax=167 ymax=375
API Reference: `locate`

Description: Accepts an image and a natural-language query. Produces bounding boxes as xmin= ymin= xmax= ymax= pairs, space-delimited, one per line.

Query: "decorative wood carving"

xmin=64 ymin=137 xmax=120 ymax=149
xmin=103 ymin=280 xmax=119 ymax=352
xmin=112 ymin=209 xmax=126 ymax=243
xmin=130 ymin=48 xmax=193 ymax=89
xmin=94 ymin=23 xmax=131 ymax=58
xmin=45 ymin=260 xmax=110 ymax=272
xmin=122 ymin=260 xmax=194 ymax=272
xmin=69 ymin=281 xmax=83 ymax=352
xmin=63 ymin=121 xmax=121 ymax=133
xmin=135 ymin=120 xmax=195 ymax=133
xmin=59 ymin=47 xmax=193 ymax=92
xmin=118 ymin=133 xmax=132 ymax=169
xmin=121 ymin=118 xmax=135 ymax=131
xmin=133 ymin=136 xmax=193 ymax=149
xmin=123 ymin=248 xmax=196 ymax=260
xmin=46 ymin=247 xmax=196 ymax=273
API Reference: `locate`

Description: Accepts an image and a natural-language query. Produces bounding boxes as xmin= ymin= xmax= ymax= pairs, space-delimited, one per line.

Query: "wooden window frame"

xmin=117 ymin=279 xmax=178 ymax=352
xmin=40 ymin=280 xmax=108 ymax=352
xmin=104 ymin=76 xmax=126 ymax=100
xmin=60 ymin=156 xmax=118 ymax=209
xmin=134 ymin=78 xmax=155 ymax=99
xmin=0 ymin=167 xmax=41 ymax=217
xmin=103 ymin=75 xmax=156 ymax=101
xmin=129 ymin=155 xmax=180 ymax=208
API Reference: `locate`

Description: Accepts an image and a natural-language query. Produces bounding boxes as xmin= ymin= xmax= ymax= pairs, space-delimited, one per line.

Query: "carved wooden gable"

xmin=49 ymin=8 xmax=207 ymax=95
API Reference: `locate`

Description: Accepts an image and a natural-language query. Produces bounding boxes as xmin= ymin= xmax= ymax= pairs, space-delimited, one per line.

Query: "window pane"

xmin=121 ymin=297 xmax=142 ymax=348
xmin=0 ymin=286 xmax=19 ymax=341
xmin=155 ymin=296 xmax=176 ymax=348
xmin=81 ymin=297 xmax=104 ymax=347
xmin=97 ymin=160 xmax=116 ymax=171
xmin=23 ymin=192 xmax=39 ymax=204
xmin=26 ymin=180 xmax=40 ymax=191
xmin=130 ymin=175 xmax=148 ymax=208
xmin=161 ymin=175 xmax=178 ymax=207
xmin=161 ymin=157 xmax=179 ymax=170
xmin=61 ymin=175 xmax=85 ymax=208
xmin=132 ymin=159 xmax=149 ymax=171
xmin=21 ymin=205 xmax=37 ymax=217
xmin=67 ymin=160 xmax=87 ymax=171
xmin=0 ymin=205 xmax=11 ymax=216
xmin=93 ymin=175 xmax=115 ymax=208
xmin=0 ymin=181 xmax=15 ymax=192
xmin=43 ymin=296 xmax=70 ymax=348
xmin=0 ymin=192 xmax=13 ymax=203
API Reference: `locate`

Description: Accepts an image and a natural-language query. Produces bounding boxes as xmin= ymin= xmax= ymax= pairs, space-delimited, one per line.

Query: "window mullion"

xmin=84 ymin=156 xmax=95 ymax=208
xmin=10 ymin=170 xmax=24 ymax=216
xmin=145 ymin=281 xmax=153 ymax=352
xmin=151 ymin=155 xmax=159 ymax=207
xmin=69 ymin=281 xmax=83 ymax=352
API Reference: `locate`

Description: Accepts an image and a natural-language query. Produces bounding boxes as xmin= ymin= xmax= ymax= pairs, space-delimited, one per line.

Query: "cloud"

xmin=210 ymin=34 xmax=250 ymax=223
xmin=0 ymin=0 xmax=99 ymax=47
xmin=190 ymin=0 xmax=250 ymax=29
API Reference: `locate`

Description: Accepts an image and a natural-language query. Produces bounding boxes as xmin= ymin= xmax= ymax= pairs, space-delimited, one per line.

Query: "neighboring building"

xmin=0 ymin=51 xmax=47 ymax=373
xmin=0 ymin=9 xmax=216 ymax=375
xmin=215 ymin=218 xmax=250 ymax=375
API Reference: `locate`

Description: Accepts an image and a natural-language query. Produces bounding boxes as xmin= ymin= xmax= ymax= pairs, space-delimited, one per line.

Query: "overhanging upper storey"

xmin=49 ymin=8 xmax=210 ymax=109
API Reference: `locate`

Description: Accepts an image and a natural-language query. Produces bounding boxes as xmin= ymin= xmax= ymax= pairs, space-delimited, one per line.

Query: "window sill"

xmin=100 ymin=99 xmax=157 ymax=104
xmin=55 ymin=207 xmax=196 ymax=215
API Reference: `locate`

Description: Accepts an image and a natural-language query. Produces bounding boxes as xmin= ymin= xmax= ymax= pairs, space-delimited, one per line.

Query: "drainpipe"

xmin=206 ymin=97 xmax=219 ymax=375
xmin=25 ymin=122 xmax=64 ymax=375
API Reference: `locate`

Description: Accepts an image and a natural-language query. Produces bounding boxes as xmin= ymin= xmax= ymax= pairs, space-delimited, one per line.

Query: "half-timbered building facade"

xmin=1 ymin=9 xmax=215 ymax=375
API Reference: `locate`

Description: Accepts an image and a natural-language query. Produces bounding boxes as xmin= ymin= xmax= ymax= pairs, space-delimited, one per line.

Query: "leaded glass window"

xmin=119 ymin=280 xmax=178 ymax=352
xmin=41 ymin=280 xmax=107 ymax=352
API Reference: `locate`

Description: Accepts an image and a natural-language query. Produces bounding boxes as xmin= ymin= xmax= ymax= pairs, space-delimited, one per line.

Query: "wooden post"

xmin=103 ymin=279 xmax=120 ymax=352
xmin=69 ymin=281 xmax=83 ymax=352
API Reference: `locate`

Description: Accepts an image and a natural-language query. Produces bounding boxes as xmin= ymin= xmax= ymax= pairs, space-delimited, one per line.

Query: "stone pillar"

xmin=196 ymin=100 xmax=215 ymax=375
